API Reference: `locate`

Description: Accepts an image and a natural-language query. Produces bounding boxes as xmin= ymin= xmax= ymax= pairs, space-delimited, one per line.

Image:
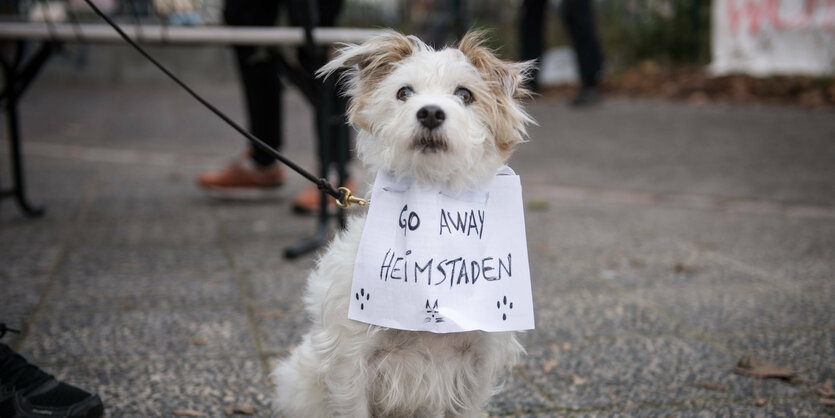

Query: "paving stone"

xmin=0 ymin=241 xmax=63 ymax=278
xmin=605 ymin=398 xmax=833 ymax=417
xmin=486 ymin=369 xmax=557 ymax=416
xmin=48 ymin=264 xmax=240 ymax=311
xmin=716 ymin=329 xmax=835 ymax=384
xmin=60 ymin=243 xmax=230 ymax=277
xmin=46 ymin=354 xmax=273 ymax=418
xmin=251 ymin=299 xmax=310 ymax=356
xmin=635 ymin=282 xmax=834 ymax=334
xmin=20 ymin=305 xmax=257 ymax=364
xmin=518 ymin=336 xmax=803 ymax=411
xmin=524 ymin=290 xmax=680 ymax=345
xmin=0 ymin=274 xmax=50 ymax=347
xmin=516 ymin=100 xmax=835 ymax=207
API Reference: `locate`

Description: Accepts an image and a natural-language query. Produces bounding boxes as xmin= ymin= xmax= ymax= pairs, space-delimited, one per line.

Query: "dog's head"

xmin=319 ymin=30 xmax=535 ymax=191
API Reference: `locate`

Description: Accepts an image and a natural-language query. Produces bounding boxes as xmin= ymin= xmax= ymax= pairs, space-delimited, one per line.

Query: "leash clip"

xmin=336 ymin=187 xmax=368 ymax=209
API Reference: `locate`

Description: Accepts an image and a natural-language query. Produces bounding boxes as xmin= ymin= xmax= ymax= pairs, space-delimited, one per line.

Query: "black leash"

xmin=81 ymin=0 xmax=366 ymax=208
xmin=0 ymin=323 xmax=21 ymax=338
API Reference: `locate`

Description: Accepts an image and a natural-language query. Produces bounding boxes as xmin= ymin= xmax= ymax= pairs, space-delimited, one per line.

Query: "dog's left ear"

xmin=457 ymin=30 xmax=534 ymax=100
xmin=317 ymin=30 xmax=423 ymax=88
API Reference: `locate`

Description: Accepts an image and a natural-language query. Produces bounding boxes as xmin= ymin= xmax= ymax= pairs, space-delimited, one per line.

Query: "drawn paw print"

xmin=355 ymin=288 xmax=370 ymax=310
xmin=496 ymin=296 xmax=513 ymax=321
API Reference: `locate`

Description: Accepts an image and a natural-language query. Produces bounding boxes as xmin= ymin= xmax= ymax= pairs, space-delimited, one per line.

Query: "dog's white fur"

xmin=272 ymin=30 xmax=535 ymax=418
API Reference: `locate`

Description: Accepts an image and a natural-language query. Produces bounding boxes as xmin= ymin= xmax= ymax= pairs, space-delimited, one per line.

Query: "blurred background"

xmin=3 ymin=0 xmax=833 ymax=106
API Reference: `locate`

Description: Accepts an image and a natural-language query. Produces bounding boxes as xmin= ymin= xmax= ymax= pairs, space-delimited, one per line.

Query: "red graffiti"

xmin=726 ymin=0 xmax=835 ymax=33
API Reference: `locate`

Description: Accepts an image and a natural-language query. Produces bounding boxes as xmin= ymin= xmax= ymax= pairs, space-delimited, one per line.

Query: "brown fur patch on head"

xmin=457 ymin=30 xmax=535 ymax=156
xmin=318 ymin=31 xmax=429 ymax=130
xmin=345 ymin=32 xmax=420 ymax=87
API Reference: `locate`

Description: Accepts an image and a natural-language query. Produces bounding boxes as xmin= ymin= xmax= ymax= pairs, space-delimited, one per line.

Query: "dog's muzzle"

xmin=412 ymin=130 xmax=449 ymax=153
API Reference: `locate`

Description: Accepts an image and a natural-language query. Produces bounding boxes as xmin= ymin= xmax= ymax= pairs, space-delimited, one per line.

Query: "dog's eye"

xmin=397 ymin=86 xmax=414 ymax=101
xmin=455 ymin=87 xmax=474 ymax=105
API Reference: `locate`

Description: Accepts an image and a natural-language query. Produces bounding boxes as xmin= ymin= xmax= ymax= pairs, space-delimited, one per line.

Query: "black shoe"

xmin=0 ymin=335 xmax=103 ymax=418
xmin=570 ymin=86 xmax=602 ymax=107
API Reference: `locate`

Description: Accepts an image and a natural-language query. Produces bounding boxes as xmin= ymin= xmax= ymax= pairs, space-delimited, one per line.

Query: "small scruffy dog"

xmin=273 ymin=30 xmax=535 ymax=418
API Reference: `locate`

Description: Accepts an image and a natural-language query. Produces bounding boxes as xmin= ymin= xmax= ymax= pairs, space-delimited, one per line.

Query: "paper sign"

xmin=711 ymin=0 xmax=835 ymax=76
xmin=349 ymin=166 xmax=535 ymax=333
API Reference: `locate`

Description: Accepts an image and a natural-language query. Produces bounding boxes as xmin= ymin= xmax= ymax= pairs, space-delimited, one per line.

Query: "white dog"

xmin=273 ymin=30 xmax=535 ymax=418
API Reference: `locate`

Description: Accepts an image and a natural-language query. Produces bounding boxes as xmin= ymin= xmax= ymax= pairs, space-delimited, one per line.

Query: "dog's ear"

xmin=317 ymin=31 xmax=422 ymax=87
xmin=457 ymin=30 xmax=534 ymax=101
xmin=458 ymin=30 xmax=536 ymax=156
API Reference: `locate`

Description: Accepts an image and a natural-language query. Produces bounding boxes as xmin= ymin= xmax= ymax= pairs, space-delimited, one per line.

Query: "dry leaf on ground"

xmin=223 ymin=402 xmax=257 ymax=416
xmin=253 ymin=308 xmax=285 ymax=320
xmin=734 ymin=356 xmax=795 ymax=379
xmin=172 ymin=410 xmax=201 ymax=417
xmin=820 ymin=398 xmax=835 ymax=407
xmin=673 ymin=263 xmax=699 ymax=274
xmin=542 ymin=359 xmax=557 ymax=373
xmin=817 ymin=383 xmax=835 ymax=398
xmin=182 ymin=336 xmax=208 ymax=346
xmin=693 ymin=381 xmax=729 ymax=392
xmin=570 ymin=374 xmax=588 ymax=386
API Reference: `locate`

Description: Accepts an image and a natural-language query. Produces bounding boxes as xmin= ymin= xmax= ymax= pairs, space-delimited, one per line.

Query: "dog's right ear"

xmin=317 ymin=30 xmax=422 ymax=87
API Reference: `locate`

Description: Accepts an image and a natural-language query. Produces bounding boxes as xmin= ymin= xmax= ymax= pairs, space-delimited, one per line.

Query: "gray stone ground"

xmin=1 ymin=51 xmax=834 ymax=417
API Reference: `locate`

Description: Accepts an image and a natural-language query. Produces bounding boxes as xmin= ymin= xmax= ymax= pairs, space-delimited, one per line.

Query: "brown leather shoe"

xmin=197 ymin=157 xmax=284 ymax=200
xmin=292 ymin=179 xmax=356 ymax=214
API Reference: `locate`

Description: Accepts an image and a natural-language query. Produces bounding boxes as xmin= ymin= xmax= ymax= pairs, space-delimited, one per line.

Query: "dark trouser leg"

xmin=561 ymin=0 xmax=603 ymax=88
xmin=225 ymin=0 xmax=283 ymax=167
xmin=519 ymin=0 xmax=547 ymax=91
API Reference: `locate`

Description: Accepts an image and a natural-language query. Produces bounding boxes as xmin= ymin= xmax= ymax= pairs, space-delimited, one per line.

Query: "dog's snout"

xmin=417 ymin=105 xmax=445 ymax=130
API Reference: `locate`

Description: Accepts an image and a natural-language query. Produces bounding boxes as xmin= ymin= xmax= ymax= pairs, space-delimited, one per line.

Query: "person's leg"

xmin=519 ymin=0 xmax=547 ymax=92
xmin=197 ymin=1 xmax=284 ymax=195
xmin=561 ymin=0 xmax=604 ymax=105
xmin=227 ymin=0 xmax=283 ymax=166
xmin=1 ymin=329 xmax=104 ymax=418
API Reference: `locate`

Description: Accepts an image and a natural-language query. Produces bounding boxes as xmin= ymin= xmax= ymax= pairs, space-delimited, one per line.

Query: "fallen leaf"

xmin=526 ymin=199 xmax=549 ymax=211
xmin=562 ymin=343 xmax=572 ymax=352
xmin=542 ymin=360 xmax=557 ymax=373
xmin=673 ymin=263 xmax=699 ymax=274
xmin=693 ymin=381 xmax=729 ymax=392
xmin=172 ymin=410 xmax=201 ymax=416
xmin=821 ymin=398 xmax=835 ymax=407
xmin=755 ymin=398 xmax=767 ymax=406
xmin=818 ymin=383 xmax=835 ymax=398
xmin=734 ymin=356 xmax=795 ymax=380
xmin=629 ymin=257 xmax=646 ymax=267
xmin=253 ymin=308 xmax=285 ymax=320
xmin=223 ymin=402 xmax=257 ymax=416
xmin=570 ymin=374 xmax=588 ymax=386
xmin=182 ymin=337 xmax=208 ymax=346
xmin=549 ymin=343 xmax=560 ymax=353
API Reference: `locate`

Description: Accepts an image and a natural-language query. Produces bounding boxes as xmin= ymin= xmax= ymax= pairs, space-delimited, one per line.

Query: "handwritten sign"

xmin=349 ymin=166 xmax=535 ymax=333
xmin=711 ymin=0 xmax=835 ymax=76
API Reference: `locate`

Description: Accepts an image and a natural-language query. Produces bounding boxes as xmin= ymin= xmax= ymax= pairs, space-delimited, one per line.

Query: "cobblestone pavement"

xmin=1 ymin=75 xmax=833 ymax=417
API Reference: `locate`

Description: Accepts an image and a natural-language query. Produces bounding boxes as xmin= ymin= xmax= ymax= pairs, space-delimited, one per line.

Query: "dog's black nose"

xmin=417 ymin=105 xmax=445 ymax=130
